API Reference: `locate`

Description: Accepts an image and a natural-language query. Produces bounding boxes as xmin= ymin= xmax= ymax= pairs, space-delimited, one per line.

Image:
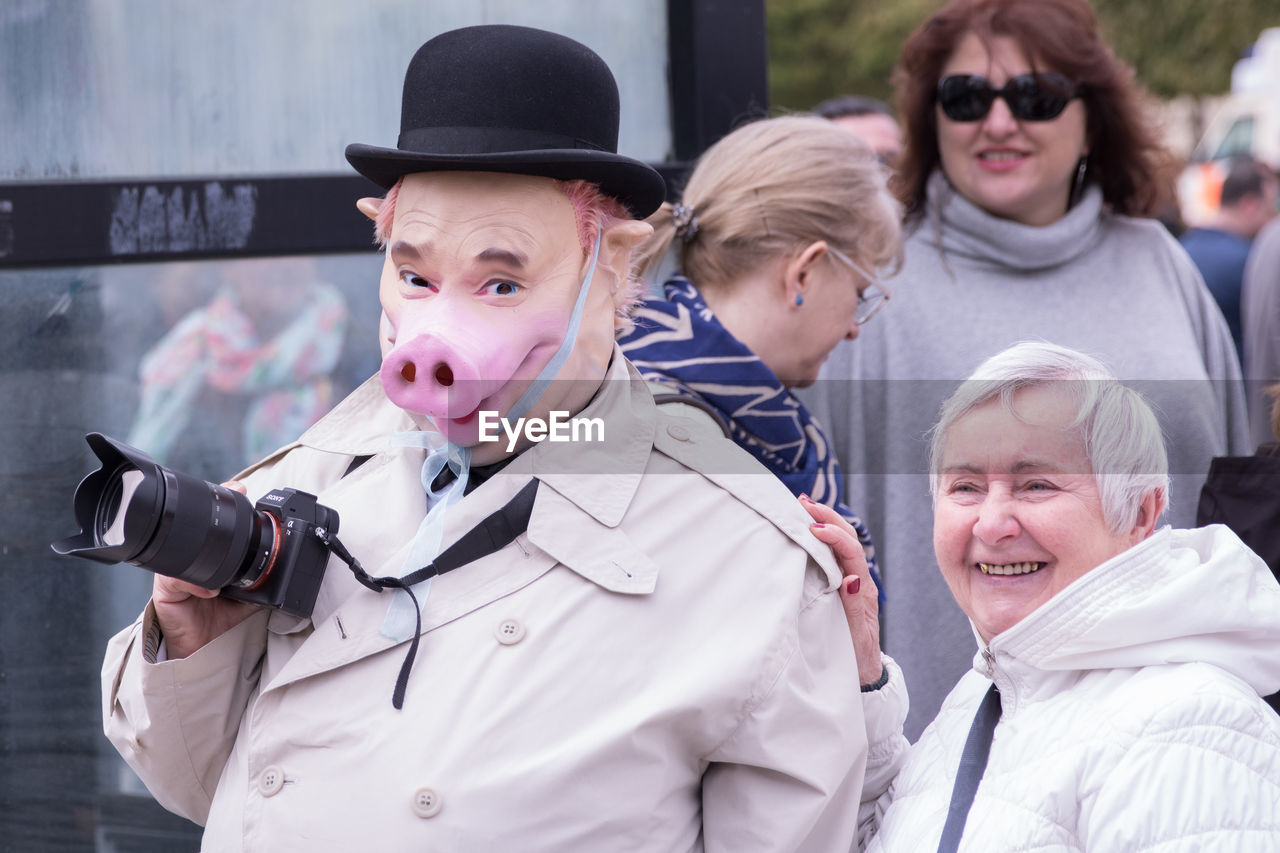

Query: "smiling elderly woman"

xmin=808 ymin=341 xmax=1280 ymax=851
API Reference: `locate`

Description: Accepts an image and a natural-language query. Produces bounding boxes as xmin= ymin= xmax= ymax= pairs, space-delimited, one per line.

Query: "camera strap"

xmin=314 ymin=477 xmax=540 ymax=709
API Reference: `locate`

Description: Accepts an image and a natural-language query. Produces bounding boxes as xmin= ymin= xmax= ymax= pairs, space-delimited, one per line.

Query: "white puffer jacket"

xmin=863 ymin=525 xmax=1280 ymax=852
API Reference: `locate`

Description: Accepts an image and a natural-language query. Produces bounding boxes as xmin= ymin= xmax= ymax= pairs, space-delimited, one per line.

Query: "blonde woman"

xmin=619 ymin=115 xmax=901 ymax=596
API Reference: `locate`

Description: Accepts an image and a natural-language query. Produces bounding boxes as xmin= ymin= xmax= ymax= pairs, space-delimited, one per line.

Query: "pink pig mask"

xmin=360 ymin=171 xmax=649 ymax=463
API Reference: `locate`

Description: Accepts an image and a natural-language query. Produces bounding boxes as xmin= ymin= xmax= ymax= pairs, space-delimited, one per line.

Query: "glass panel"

xmin=0 ymin=0 xmax=672 ymax=180
xmin=3 ymin=252 xmax=383 ymax=849
xmin=2 ymin=3 xmax=672 ymax=847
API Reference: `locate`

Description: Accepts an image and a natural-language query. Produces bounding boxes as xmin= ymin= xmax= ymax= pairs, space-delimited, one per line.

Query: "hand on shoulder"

xmin=800 ymin=496 xmax=884 ymax=687
xmin=150 ymin=480 xmax=261 ymax=659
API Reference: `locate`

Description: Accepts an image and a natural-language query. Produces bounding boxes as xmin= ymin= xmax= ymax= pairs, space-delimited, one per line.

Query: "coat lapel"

xmin=262 ymin=468 xmax=561 ymax=694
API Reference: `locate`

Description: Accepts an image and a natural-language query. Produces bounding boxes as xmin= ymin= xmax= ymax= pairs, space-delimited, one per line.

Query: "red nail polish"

xmin=810 ymin=522 xmax=826 ymax=530
xmin=799 ymin=493 xmax=812 ymax=503
xmin=847 ymin=576 xmax=861 ymax=595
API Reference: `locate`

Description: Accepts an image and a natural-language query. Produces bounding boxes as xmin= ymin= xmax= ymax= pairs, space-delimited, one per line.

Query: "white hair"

xmin=928 ymin=341 xmax=1169 ymax=533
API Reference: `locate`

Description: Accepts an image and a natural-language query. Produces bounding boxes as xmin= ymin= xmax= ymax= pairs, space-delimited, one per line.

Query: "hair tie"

xmin=672 ymin=202 xmax=700 ymax=243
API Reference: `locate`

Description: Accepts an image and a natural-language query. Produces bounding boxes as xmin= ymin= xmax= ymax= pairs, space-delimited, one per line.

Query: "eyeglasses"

xmin=826 ymin=246 xmax=891 ymax=325
xmin=936 ymin=72 xmax=1079 ymax=122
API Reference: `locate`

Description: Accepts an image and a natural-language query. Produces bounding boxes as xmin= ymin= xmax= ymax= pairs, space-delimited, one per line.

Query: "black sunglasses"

xmin=936 ymin=73 xmax=1079 ymax=122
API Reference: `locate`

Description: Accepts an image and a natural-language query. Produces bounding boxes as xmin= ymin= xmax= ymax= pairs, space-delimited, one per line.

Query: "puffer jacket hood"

xmin=980 ymin=525 xmax=1280 ymax=698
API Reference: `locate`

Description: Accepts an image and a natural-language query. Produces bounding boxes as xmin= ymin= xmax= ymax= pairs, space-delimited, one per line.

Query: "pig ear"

xmin=356 ymin=197 xmax=382 ymax=222
xmin=597 ymin=219 xmax=653 ymax=307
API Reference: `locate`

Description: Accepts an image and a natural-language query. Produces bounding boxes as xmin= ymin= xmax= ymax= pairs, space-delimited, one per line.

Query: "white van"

xmin=1179 ymin=28 xmax=1280 ymax=225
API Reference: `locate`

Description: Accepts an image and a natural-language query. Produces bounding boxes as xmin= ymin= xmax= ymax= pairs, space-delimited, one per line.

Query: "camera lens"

xmin=52 ymin=433 xmax=282 ymax=591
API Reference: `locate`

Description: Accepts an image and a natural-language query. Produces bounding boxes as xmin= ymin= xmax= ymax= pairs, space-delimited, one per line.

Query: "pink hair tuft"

xmin=373 ymin=179 xmax=402 ymax=247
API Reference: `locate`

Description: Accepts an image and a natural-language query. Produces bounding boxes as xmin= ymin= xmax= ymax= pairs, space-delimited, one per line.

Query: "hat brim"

xmin=345 ymin=143 xmax=666 ymax=220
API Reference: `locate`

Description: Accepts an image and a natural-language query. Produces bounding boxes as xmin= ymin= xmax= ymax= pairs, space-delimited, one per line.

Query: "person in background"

xmin=128 ymin=257 xmax=348 ymax=470
xmin=1198 ymin=381 xmax=1280 ymax=717
xmin=1180 ymin=156 xmax=1279 ymax=360
xmin=619 ymin=115 xmax=901 ymax=595
xmin=813 ymin=94 xmax=905 ymax=166
xmin=1243 ymin=216 xmax=1280 ymax=447
xmin=800 ymin=0 xmax=1250 ymax=740
xmin=810 ymin=341 xmax=1280 ymax=851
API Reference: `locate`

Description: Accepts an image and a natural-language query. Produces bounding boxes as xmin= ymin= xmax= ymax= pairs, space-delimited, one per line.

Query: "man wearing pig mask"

xmin=102 ymin=25 xmax=870 ymax=851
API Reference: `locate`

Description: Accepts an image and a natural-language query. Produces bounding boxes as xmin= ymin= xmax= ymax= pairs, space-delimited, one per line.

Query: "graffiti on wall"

xmin=109 ymin=182 xmax=257 ymax=255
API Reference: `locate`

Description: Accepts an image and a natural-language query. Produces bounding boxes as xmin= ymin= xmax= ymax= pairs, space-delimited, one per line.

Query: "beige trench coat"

xmin=103 ymin=351 xmax=868 ymax=852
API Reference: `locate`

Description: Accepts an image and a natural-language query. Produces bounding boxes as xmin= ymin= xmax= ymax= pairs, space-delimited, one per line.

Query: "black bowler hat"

xmin=345 ymin=25 xmax=666 ymax=219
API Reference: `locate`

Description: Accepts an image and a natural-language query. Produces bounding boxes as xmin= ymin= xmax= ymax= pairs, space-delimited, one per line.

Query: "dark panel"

xmin=0 ymin=175 xmax=384 ymax=270
xmin=666 ymin=0 xmax=770 ymax=163
xmin=655 ymin=162 xmax=694 ymax=203
xmin=0 ymin=163 xmax=700 ymax=269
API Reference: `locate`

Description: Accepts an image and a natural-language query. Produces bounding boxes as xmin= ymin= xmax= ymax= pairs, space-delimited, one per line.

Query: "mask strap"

xmin=505 ymin=228 xmax=602 ymax=424
xmin=390 ymin=427 xmax=471 ymax=498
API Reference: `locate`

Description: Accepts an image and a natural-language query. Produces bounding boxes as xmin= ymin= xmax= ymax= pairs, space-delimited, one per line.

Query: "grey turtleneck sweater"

xmin=799 ymin=173 xmax=1249 ymax=739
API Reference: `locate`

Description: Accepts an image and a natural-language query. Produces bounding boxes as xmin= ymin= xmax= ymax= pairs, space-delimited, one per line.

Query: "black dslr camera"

xmin=52 ymin=433 xmax=337 ymax=618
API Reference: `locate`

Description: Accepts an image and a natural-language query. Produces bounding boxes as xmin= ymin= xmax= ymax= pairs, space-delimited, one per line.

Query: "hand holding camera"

xmin=150 ymin=479 xmax=261 ymax=659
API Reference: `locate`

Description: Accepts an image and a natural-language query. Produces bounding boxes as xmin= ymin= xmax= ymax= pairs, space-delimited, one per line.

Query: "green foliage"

xmin=767 ymin=0 xmax=941 ymax=111
xmin=767 ymin=0 xmax=1279 ymax=111
xmin=1092 ymin=0 xmax=1277 ymax=97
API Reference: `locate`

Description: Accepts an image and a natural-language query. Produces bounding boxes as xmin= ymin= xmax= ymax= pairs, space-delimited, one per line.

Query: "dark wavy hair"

xmin=892 ymin=0 xmax=1172 ymax=224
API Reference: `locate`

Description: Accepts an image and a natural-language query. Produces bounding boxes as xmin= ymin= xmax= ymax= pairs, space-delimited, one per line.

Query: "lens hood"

xmin=52 ymin=432 xmax=261 ymax=591
xmin=51 ymin=433 xmax=167 ymax=565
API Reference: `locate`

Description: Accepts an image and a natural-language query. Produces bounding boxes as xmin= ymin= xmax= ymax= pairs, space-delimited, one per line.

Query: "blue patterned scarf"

xmin=620 ymin=276 xmax=881 ymax=592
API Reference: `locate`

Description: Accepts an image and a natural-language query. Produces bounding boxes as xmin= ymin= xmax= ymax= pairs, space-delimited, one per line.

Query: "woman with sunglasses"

xmin=619 ymin=115 xmax=901 ymax=597
xmin=802 ymin=0 xmax=1249 ymax=740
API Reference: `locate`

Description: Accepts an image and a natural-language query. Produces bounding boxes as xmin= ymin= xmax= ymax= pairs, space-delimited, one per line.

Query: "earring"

xmin=1071 ymin=155 xmax=1088 ymax=205
xmin=795 ymin=294 xmax=804 ymax=307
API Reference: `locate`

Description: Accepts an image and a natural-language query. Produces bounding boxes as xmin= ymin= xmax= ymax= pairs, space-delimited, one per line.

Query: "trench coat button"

xmin=666 ymin=424 xmax=691 ymax=442
xmin=495 ymin=618 xmax=525 ymax=645
xmin=411 ymin=787 xmax=442 ymax=818
xmin=258 ymin=765 xmax=285 ymax=797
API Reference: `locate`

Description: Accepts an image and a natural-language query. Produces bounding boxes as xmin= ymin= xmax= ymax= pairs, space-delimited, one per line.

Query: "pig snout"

xmin=380 ymin=335 xmax=486 ymax=419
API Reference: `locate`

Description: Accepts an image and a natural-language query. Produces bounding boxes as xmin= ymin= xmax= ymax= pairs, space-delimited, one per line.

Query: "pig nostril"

xmin=434 ymin=363 xmax=454 ymax=387
xmin=400 ymin=363 xmax=416 ymax=383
